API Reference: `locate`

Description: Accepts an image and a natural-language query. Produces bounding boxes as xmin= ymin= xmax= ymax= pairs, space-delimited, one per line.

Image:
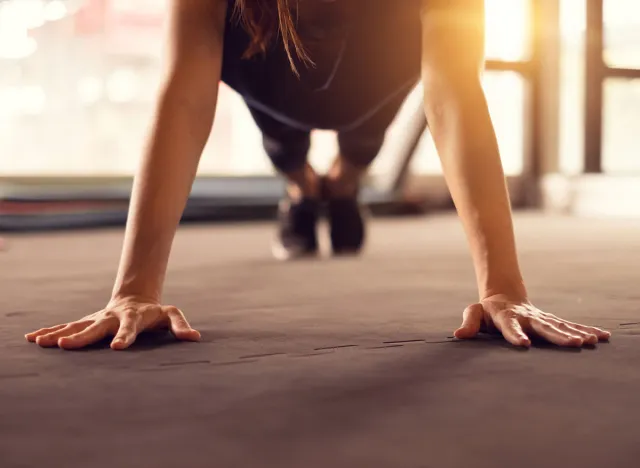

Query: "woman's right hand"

xmin=25 ymin=297 xmax=201 ymax=350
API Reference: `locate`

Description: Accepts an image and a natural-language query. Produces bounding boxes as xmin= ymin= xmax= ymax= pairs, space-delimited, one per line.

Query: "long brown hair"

xmin=233 ymin=0 xmax=312 ymax=75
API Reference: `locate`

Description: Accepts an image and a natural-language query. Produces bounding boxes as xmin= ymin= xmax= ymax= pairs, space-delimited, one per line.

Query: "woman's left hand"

xmin=454 ymin=294 xmax=612 ymax=347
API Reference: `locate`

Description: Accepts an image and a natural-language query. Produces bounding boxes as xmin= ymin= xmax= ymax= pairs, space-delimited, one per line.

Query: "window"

xmin=484 ymin=0 xmax=530 ymax=62
xmin=604 ymin=0 xmax=640 ymax=69
xmin=558 ymin=0 xmax=586 ymax=174
xmin=603 ymin=79 xmax=640 ymax=173
xmin=0 ymin=0 xmax=532 ymax=180
xmin=412 ymin=0 xmax=530 ymax=176
xmin=602 ymin=0 xmax=640 ymax=173
xmin=0 ymin=0 xmax=171 ymax=176
xmin=411 ymin=72 xmax=526 ymax=176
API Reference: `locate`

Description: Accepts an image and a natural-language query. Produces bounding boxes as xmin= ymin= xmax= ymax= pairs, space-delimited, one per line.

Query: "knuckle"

xmin=101 ymin=310 xmax=118 ymax=320
xmin=518 ymin=309 xmax=535 ymax=319
xmin=494 ymin=310 xmax=514 ymax=323
xmin=164 ymin=305 xmax=180 ymax=315
xmin=535 ymin=320 xmax=552 ymax=331
xmin=123 ymin=309 xmax=138 ymax=321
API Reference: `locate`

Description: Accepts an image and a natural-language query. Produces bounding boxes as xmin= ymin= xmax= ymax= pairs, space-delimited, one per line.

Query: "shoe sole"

xmin=271 ymin=240 xmax=319 ymax=262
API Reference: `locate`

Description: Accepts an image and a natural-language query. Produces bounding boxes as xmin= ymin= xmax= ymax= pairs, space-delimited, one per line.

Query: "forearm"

xmin=112 ymin=83 xmax=217 ymax=302
xmin=423 ymin=77 xmax=526 ymax=300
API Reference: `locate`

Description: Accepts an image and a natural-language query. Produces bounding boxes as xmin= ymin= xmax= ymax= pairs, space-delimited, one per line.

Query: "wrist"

xmin=111 ymin=277 xmax=162 ymax=305
xmin=109 ymin=291 xmax=161 ymax=306
xmin=473 ymin=254 xmax=527 ymax=302
xmin=479 ymin=277 xmax=527 ymax=302
xmin=109 ymin=290 xmax=161 ymax=308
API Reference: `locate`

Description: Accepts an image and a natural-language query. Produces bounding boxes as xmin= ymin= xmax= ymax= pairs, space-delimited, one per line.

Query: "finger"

xmin=556 ymin=320 xmax=611 ymax=342
xmin=539 ymin=312 xmax=612 ymax=341
xmin=165 ymin=306 xmax=201 ymax=342
xmin=58 ymin=321 xmax=112 ymax=350
xmin=35 ymin=322 xmax=92 ymax=348
xmin=529 ymin=318 xmax=584 ymax=347
xmin=549 ymin=320 xmax=598 ymax=345
xmin=25 ymin=324 xmax=67 ymax=342
xmin=111 ymin=314 xmax=141 ymax=350
xmin=494 ymin=315 xmax=531 ymax=348
xmin=453 ymin=303 xmax=483 ymax=340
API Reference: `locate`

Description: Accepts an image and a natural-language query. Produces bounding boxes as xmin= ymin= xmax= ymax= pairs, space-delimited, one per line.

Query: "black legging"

xmin=220 ymin=0 xmax=422 ymax=173
xmin=248 ymin=86 xmax=415 ymax=173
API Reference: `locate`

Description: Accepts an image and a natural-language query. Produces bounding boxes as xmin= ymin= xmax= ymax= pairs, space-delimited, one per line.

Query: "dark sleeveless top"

xmin=220 ymin=0 xmax=422 ymax=132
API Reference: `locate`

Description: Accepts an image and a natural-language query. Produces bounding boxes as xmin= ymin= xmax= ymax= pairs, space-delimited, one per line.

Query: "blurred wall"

xmin=1 ymin=0 xmax=639 ymax=215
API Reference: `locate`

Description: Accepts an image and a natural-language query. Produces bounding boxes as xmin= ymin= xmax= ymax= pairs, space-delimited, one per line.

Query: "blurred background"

xmin=0 ymin=0 xmax=639 ymax=230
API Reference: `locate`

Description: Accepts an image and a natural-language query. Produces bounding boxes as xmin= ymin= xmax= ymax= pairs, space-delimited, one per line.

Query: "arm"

xmin=420 ymin=0 xmax=611 ymax=347
xmin=420 ymin=0 xmax=525 ymax=301
xmin=112 ymin=0 xmax=227 ymax=302
xmin=25 ymin=0 xmax=229 ymax=350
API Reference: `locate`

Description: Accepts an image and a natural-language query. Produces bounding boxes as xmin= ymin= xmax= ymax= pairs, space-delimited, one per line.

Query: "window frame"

xmin=584 ymin=0 xmax=640 ymax=173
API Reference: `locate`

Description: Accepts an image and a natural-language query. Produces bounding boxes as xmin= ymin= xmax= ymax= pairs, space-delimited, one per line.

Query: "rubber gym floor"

xmin=1 ymin=213 xmax=639 ymax=468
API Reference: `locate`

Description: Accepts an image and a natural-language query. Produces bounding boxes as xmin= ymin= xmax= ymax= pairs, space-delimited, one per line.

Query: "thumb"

xmin=454 ymin=303 xmax=484 ymax=339
xmin=165 ymin=306 xmax=201 ymax=342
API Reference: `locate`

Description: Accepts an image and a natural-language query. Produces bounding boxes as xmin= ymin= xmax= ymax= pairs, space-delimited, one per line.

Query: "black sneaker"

xmin=272 ymin=198 xmax=320 ymax=260
xmin=326 ymin=195 xmax=367 ymax=256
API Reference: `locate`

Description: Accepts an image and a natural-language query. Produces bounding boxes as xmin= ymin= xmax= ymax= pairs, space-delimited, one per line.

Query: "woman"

xmin=26 ymin=0 xmax=610 ymax=350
